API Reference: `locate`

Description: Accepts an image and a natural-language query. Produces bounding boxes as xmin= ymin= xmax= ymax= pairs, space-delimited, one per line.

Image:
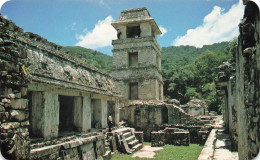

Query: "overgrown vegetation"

xmin=65 ymin=40 xmax=236 ymax=112
xmin=110 ymin=144 xmax=203 ymax=160
xmin=162 ymin=41 xmax=236 ymax=112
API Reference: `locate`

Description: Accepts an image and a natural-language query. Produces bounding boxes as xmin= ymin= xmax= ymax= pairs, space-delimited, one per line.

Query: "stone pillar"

xmin=83 ymin=95 xmax=91 ymax=130
xmin=43 ymin=92 xmax=59 ymax=139
xmin=114 ymin=99 xmax=120 ymax=126
xmin=31 ymin=92 xmax=45 ymax=136
xmin=73 ymin=96 xmax=83 ymax=131
xmin=92 ymin=99 xmax=102 ymax=129
xmin=117 ymin=25 xmax=126 ymax=39
xmin=31 ymin=91 xmax=59 ymax=139
xmin=101 ymin=99 xmax=108 ymax=128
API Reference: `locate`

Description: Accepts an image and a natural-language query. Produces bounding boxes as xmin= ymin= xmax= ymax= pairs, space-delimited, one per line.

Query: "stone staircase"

xmin=114 ymin=128 xmax=143 ymax=154
xmin=103 ymin=133 xmax=112 ymax=159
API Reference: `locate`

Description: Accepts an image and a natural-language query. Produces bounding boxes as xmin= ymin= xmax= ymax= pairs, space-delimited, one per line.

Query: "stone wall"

xmin=181 ymin=99 xmax=208 ymax=117
xmin=215 ymin=1 xmax=260 ymax=159
xmin=30 ymin=133 xmax=105 ymax=160
xmin=120 ymin=101 xmax=207 ymax=141
xmin=0 ymin=15 xmax=119 ymax=159
xmin=151 ymin=128 xmax=190 ymax=147
xmin=0 ymin=15 xmax=31 ymax=159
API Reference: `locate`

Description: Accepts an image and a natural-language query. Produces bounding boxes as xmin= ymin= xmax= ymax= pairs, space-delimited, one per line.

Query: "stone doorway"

xmin=59 ymin=95 xmax=76 ymax=131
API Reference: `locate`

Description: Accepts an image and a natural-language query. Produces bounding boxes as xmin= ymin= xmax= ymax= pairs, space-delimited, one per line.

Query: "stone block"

xmin=0 ymin=106 xmax=5 ymax=111
xmin=2 ymin=98 xmax=11 ymax=103
xmin=10 ymin=110 xmax=29 ymax=122
xmin=151 ymin=131 xmax=165 ymax=147
xmin=1 ymin=122 xmax=20 ymax=129
xmin=20 ymin=120 xmax=30 ymax=127
xmin=15 ymin=92 xmax=22 ymax=99
xmin=0 ymin=112 xmax=9 ymax=122
xmin=8 ymin=93 xmax=15 ymax=99
xmin=10 ymin=99 xmax=28 ymax=109
xmin=20 ymin=87 xmax=27 ymax=97
xmin=134 ymin=131 xmax=144 ymax=143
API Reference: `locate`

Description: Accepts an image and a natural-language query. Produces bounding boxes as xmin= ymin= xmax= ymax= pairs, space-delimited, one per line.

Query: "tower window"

xmin=127 ymin=25 xmax=141 ymax=38
xmin=129 ymin=52 xmax=138 ymax=67
xmin=129 ymin=83 xmax=138 ymax=100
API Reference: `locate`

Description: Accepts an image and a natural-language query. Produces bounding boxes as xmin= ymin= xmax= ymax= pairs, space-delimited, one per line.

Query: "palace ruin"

xmin=0 ymin=1 xmax=260 ymax=159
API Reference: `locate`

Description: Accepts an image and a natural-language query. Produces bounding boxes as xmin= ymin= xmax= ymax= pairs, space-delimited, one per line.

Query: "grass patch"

xmin=111 ymin=143 xmax=203 ymax=160
xmin=155 ymin=144 xmax=203 ymax=160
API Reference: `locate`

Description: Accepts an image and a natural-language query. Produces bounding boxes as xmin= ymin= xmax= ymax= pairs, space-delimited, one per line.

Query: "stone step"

xmin=125 ymin=135 xmax=135 ymax=143
xmin=123 ymin=132 xmax=132 ymax=138
xmin=105 ymin=146 xmax=110 ymax=152
xmin=128 ymin=139 xmax=139 ymax=148
xmin=103 ymin=150 xmax=111 ymax=160
xmin=132 ymin=143 xmax=143 ymax=151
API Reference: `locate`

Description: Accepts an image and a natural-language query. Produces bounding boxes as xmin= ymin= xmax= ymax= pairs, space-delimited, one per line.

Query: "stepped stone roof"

xmin=112 ymin=7 xmax=162 ymax=35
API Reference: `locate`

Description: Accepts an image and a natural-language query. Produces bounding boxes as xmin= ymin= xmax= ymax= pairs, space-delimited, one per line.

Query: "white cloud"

xmin=159 ymin=26 xmax=167 ymax=37
xmin=173 ymin=0 xmax=244 ymax=47
xmin=76 ymin=16 xmax=116 ymax=49
xmin=3 ymin=15 xmax=8 ymax=19
xmin=0 ymin=0 xmax=10 ymax=13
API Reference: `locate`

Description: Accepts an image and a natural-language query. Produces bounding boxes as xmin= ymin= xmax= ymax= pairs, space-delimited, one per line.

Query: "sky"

xmin=1 ymin=0 xmax=244 ymax=56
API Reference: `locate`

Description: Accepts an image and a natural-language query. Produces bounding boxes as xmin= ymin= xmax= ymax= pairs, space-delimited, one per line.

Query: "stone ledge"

xmin=198 ymin=129 xmax=217 ymax=160
xmin=30 ymin=135 xmax=104 ymax=159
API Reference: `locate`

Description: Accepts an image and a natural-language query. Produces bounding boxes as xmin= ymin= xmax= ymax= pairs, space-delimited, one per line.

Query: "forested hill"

xmin=161 ymin=42 xmax=229 ymax=70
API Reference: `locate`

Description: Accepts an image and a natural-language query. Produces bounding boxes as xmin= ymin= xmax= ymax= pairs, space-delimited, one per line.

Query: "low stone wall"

xmin=151 ymin=128 xmax=190 ymax=147
xmin=30 ymin=134 xmax=105 ymax=160
xmin=120 ymin=101 xmax=205 ymax=141
xmin=160 ymin=124 xmax=211 ymax=144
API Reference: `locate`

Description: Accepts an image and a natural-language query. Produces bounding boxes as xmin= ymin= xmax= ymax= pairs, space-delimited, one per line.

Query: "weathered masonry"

xmin=111 ymin=8 xmax=213 ymax=144
xmin=0 ymin=15 xmax=120 ymax=159
xmin=111 ymin=7 xmax=163 ymax=102
xmin=27 ymin=32 xmax=120 ymax=139
xmin=215 ymin=0 xmax=260 ymax=159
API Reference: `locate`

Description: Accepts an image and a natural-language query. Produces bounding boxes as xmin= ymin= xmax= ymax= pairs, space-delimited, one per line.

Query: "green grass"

xmin=111 ymin=144 xmax=203 ymax=160
xmin=155 ymin=144 xmax=203 ymax=160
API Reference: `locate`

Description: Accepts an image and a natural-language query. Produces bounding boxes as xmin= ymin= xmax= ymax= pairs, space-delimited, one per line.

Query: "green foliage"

xmin=63 ymin=46 xmax=113 ymax=73
xmin=110 ymin=144 xmax=203 ymax=160
xmin=162 ymin=41 xmax=232 ymax=112
xmin=161 ymin=42 xmax=229 ymax=71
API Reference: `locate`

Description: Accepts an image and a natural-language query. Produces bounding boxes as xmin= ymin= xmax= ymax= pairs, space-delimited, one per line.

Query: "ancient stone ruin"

xmin=111 ymin=7 xmax=163 ymax=102
xmin=1 ymin=1 xmax=260 ymax=159
xmin=215 ymin=0 xmax=260 ymax=159
xmin=0 ymin=15 xmax=124 ymax=159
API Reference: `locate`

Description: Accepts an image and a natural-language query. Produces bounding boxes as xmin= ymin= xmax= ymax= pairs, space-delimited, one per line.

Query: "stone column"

xmin=92 ymin=99 xmax=102 ymax=128
xmin=114 ymin=99 xmax=120 ymax=126
xmin=31 ymin=91 xmax=59 ymax=139
xmin=73 ymin=96 xmax=83 ymax=131
xmin=101 ymin=99 xmax=108 ymax=128
xmin=83 ymin=95 xmax=91 ymax=130
xmin=43 ymin=91 xmax=59 ymax=139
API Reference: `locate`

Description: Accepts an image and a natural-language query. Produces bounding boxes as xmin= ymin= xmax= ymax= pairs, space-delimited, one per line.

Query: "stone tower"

xmin=112 ymin=7 xmax=163 ymax=102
